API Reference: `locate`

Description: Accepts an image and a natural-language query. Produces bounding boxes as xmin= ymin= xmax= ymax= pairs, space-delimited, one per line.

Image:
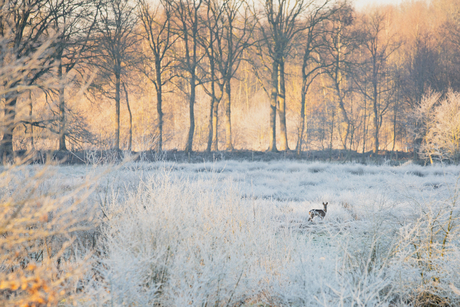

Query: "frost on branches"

xmin=413 ymin=91 xmax=460 ymax=162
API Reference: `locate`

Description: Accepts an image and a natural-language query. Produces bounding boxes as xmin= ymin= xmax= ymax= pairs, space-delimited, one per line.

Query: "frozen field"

xmin=9 ymin=160 xmax=460 ymax=306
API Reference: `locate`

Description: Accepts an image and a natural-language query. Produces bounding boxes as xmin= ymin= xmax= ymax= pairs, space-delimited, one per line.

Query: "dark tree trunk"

xmin=185 ymin=73 xmax=196 ymax=153
xmin=207 ymin=97 xmax=214 ymax=152
xmin=58 ymin=63 xmax=67 ymax=151
xmin=392 ymin=97 xmax=398 ymax=152
xmin=362 ymin=92 xmax=367 ymax=153
xmin=329 ymin=109 xmax=335 ymax=159
xmin=278 ymin=59 xmax=288 ymax=151
xmin=372 ymin=71 xmax=379 ymax=154
xmin=207 ymin=95 xmax=215 ymax=152
xmin=224 ymin=79 xmax=233 ymax=151
xmin=1 ymin=91 xmax=18 ymax=161
xmin=373 ymin=96 xmax=379 ymax=154
xmin=1 ymin=93 xmax=17 ymax=162
xmin=211 ymin=94 xmax=219 ymax=151
xmin=181 ymin=0 xmax=201 ymax=153
xmin=297 ymin=79 xmax=308 ymax=155
xmin=269 ymin=61 xmax=278 ymax=152
xmin=115 ymin=68 xmax=121 ymax=151
xmin=155 ymin=58 xmax=163 ymax=152
xmin=206 ymin=18 xmax=215 ymax=153
xmin=123 ymin=82 xmax=133 ymax=151
xmin=29 ymin=90 xmax=34 ymax=150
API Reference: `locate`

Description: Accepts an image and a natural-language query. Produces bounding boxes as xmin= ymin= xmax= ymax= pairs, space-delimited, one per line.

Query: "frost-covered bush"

xmin=413 ymin=91 xmax=460 ymax=162
xmin=0 ymin=162 xmax=98 ymax=306
xmin=88 ymin=174 xmax=278 ymax=306
xmin=391 ymin=191 xmax=460 ymax=306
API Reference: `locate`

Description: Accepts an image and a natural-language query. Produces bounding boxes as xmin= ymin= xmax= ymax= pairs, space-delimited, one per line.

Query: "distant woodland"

xmin=1 ymin=0 xmax=460 ymax=162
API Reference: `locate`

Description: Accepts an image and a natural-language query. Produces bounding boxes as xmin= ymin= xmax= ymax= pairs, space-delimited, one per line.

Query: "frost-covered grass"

xmin=7 ymin=160 xmax=460 ymax=306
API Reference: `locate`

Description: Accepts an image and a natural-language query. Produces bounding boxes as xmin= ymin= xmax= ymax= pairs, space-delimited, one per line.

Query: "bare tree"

xmin=354 ymin=8 xmax=400 ymax=154
xmin=200 ymin=0 xmax=224 ymax=152
xmin=220 ymin=0 xmax=254 ymax=151
xmin=91 ymin=0 xmax=139 ymax=151
xmin=201 ymin=0 xmax=255 ymax=151
xmin=138 ymin=0 xmax=176 ymax=152
xmin=319 ymin=3 xmax=355 ymax=150
xmin=50 ymin=0 xmax=99 ymax=151
xmin=167 ymin=0 xmax=205 ymax=153
xmin=0 ymin=0 xmax=66 ymax=161
xmin=296 ymin=0 xmax=336 ymax=154
xmin=254 ymin=0 xmax=310 ymax=151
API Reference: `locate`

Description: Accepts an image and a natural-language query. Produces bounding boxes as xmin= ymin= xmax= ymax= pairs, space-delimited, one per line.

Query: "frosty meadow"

xmin=2 ymin=160 xmax=460 ymax=306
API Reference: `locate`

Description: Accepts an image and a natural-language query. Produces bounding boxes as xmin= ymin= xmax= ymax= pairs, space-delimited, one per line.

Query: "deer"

xmin=308 ymin=202 xmax=328 ymax=222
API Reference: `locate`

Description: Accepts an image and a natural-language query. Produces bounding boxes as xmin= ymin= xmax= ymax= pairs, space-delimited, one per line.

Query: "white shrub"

xmin=414 ymin=91 xmax=460 ymax=162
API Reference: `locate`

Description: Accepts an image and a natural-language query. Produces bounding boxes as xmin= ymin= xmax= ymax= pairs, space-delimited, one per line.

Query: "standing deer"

xmin=308 ymin=202 xmax=328 ymax=222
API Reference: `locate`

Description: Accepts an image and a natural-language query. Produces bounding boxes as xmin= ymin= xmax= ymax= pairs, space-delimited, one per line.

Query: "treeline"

xmin=1 ymin=0 xmax=460 ymax=161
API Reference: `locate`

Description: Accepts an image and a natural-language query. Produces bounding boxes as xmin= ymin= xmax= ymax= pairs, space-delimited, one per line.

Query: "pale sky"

xmin=353 ymin=0 xmax=403 ymax=10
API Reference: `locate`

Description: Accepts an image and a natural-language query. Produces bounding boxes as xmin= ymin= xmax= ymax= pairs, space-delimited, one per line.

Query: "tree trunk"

xmin=278 ymin=59 xmax=288 ymax=151
xmin=211 ymin=94 xmax=219 ymax=151
xmin=372 ymin=52 xmax=379 ymax=154
xmin=268 ymin=60 xmax=278 ymax=152
xmin=185 ymin=73 xmax=196 ymax=153
xmin=115 ymin=68 xmax=121 ymax=151
xmin=206 ymin=25 xmax=214 ymax=152
xmin=123 ymin=82 xmax=133 ymax=152
xmin=338 ymin=101 xmax=350 ymax=150
xmin=329 ymin=108 xmax=335 ymax=160
xmin=332 ymin=24 xmax=349 ymax=150
xmin=392 ymin=98 xmax=397 ymax=152
xmin=58 ymin=63 xmax=67 ymax=151
xmin=29 ymin=90 xmax=34 ymax=150
xmin=183 ymin=0 xmax=200 ymax=154
xmin=334 ymin=82 xmax=350 ymax=150
xmin=297 ymin=78 xmax=308 ymax=155
xmin=206 ymin=7 xmax=214 ymax=153
xmin=1 ymin=93 xmax=17 ymax=162
xmin=373 ymin=101 xmax=379 ymax=153
xmin=362 ymin=92 xmax=367 ymax=154
xmin=207 ymin=95 xmax=214 ymax=152
xmin=245 ymin=65 xmax=250 ymax=110
xmin=224 ymin=79 xmax=233 ymax=151
xmin=373 ymin=80 xmax=379 ymax=154
xmin=155 ymin=58 xmax=163 ymax=152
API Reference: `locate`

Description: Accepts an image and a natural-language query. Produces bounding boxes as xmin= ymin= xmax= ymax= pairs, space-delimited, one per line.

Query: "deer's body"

xmin=308 ymin=202 xmax=328 ymax=222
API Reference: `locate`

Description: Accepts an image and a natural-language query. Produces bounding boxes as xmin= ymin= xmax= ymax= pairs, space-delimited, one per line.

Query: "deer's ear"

xmin=324 ymin=202 xmax=328 ymax=205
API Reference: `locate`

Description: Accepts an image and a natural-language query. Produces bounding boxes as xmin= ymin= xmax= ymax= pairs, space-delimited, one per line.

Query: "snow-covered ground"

xmin=40 ymin=161 xmax=460 ymax=305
